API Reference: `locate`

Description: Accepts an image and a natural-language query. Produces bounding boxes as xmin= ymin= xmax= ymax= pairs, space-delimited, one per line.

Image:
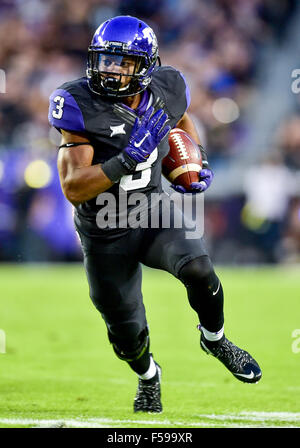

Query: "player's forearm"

xmin=62 ymin=164 xmax=113 ymax=206
xmin=176 ymin=112 xmax=201 ymax=145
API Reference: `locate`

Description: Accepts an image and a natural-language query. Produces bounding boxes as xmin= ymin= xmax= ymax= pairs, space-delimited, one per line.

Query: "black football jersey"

xmin=48 ymin=66 xmax=190 ymax=238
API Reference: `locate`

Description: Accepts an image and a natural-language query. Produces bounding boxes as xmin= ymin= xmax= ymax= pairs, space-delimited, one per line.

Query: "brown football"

xmin=162 ymin=128 xmax=202 ymax=190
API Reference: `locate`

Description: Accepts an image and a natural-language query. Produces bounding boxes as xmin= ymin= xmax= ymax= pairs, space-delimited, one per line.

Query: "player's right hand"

xmin=123 ymin=107 xmax=171 ymax=165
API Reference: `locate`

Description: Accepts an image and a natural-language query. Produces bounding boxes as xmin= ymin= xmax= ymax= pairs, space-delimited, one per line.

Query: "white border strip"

xmin=0 ymin=412 xmax=299 ymax=428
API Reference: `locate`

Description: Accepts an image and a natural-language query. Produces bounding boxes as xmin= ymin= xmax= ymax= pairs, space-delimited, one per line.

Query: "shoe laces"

xmin=135 ymin=379 xmax=161 ymax=412
xmin=212 ymin=338 xmax=252 ymax=370
xmin=136 ymin=379 xmax=160 ymax=399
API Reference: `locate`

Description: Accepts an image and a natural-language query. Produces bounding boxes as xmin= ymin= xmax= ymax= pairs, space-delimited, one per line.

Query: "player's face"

xmin=98 ymin=54 xmax=139 ymax=88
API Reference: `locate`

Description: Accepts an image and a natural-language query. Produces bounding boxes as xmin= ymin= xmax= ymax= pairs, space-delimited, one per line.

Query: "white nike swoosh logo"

xmin=212 ymin=281 xmax=220 ymax=296
xmin=235 ymin=371 xmax=256 ymax=379
xmin=134 ymin=131 xmax=150 ymax=148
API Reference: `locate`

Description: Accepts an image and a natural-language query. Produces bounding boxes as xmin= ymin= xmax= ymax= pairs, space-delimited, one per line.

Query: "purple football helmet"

xmin=86 ymin=15 xmax=160 ymax=97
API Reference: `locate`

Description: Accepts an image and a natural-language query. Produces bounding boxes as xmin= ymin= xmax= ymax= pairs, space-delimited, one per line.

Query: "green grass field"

xmin=0 ymin=263 xmax=300 ymax=428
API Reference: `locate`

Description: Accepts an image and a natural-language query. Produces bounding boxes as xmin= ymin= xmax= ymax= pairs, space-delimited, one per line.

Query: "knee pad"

xmin=108 ymin=327 xmax=149 ymax=362
xmin=178 ymin=255 xmax=216 ymax=287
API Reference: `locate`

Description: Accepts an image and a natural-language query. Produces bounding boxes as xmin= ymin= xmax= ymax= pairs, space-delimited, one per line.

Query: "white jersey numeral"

xmin=52 ymin=95 xmax=65 ymax=119
xmin=120 ymin=149 xmax=158 ymax=191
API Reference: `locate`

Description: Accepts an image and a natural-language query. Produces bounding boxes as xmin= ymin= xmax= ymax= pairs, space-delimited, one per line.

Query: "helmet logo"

xmin=142 ymin=27 xmax=157 ymax=52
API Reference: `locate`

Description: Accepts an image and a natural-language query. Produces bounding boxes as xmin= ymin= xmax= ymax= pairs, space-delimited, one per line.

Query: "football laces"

xmin=172 ymin=134 xmax=189 ymax=160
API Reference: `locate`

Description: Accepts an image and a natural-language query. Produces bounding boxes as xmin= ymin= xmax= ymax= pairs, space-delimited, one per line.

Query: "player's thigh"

xmin=141 ymin=227 xmax=208 ymax=277
xmin=140 ymin=200 xmax=208 ymax=277
xmin=79 ymin=233 xmax=147 ymax=337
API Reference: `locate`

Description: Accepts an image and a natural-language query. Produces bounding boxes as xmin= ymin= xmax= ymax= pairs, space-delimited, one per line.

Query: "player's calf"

xmin=179 ymin=255 xmax=224 ymax=332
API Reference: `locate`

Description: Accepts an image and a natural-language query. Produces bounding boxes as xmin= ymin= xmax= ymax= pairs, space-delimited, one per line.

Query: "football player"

xmin=48 ymin=15 xmax=262 ymax=413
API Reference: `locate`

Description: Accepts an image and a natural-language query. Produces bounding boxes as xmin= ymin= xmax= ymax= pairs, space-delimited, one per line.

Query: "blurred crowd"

xmin=0 ymin=0 xmax=299 ymax=263
xmin=0 ymin=0 xmax=297 ymax=156
xmin=205 ymin=114 xmax=300 ymax=264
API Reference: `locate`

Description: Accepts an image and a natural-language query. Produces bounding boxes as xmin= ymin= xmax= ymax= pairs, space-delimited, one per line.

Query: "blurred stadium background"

xmin=0 ymin=0 xmax=300 ymax=265
xmin=1 ymin=0 xmax=300 ymax=430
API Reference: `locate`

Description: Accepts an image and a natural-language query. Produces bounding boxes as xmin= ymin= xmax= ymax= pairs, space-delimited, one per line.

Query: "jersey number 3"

xmin=120 ymin=149 xmax=158 ymax=191
xmin=52 ymin=95 xmax=65 ymax=120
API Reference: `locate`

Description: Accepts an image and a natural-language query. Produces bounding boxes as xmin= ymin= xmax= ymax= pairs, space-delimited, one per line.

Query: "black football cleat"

xmin=200 ymin=332 xmax=262 ymax=384
xmin=134 ymin=362 xmax=162 ymax=413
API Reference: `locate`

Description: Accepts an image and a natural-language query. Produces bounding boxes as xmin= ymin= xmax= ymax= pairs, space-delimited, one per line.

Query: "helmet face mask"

xmin=86 ymin=16 xmax=160 ymax=98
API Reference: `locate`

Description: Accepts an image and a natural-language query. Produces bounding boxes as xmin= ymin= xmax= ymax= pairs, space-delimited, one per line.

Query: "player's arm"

xmin=57 ymin=130 xmax=113 ymax=206
xmin=58 ymin=108 xmax=170 ymax=206
xmin=176 ymin=112 xmax=201 ymax=145
xmin=50 ymin=87 xmax=170 ymax=205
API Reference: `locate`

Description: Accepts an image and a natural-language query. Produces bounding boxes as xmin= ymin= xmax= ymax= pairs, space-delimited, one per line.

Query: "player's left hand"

xmin=171 ymin=168 xmax=214 ymax=193
xmin=125 ymin=107 xmax=171 ymax=164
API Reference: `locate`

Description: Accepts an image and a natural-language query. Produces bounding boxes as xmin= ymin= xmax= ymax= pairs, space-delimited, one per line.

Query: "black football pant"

xmin=77 ymin=217 xmax=224 ymax=373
